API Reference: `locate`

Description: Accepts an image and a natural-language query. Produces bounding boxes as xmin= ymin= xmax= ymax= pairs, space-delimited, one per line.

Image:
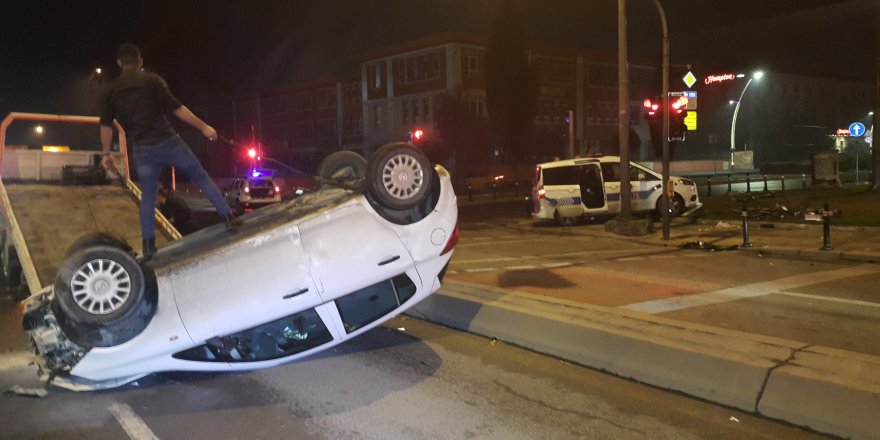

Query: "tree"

xmin=485 ymin=1 xmax=539 ymax=162
xmin=434 ymin=90 xmax=490 ymax=167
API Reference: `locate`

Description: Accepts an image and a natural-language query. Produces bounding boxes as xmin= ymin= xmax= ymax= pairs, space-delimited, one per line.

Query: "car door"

xmin=578 ymin=163 xmax=606 ymax=211
xmin=298 ymin=200 xmax=416 ymax=302
xmin=600 ymin=162 xmax=640 ymax=213
xmin=170 ymin=225 xmax=323 ymax=343
xmin=631 ymin=164 xmax=663 ymax=211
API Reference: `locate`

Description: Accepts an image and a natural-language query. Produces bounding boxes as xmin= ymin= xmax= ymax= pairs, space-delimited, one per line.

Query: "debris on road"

xmin=5 ymin=385 xmax=48 ymax=398
xmin=679 ymin=241 xmax=739 ymax=252
xmin=729 ymin=416 xmax=740 ymax=423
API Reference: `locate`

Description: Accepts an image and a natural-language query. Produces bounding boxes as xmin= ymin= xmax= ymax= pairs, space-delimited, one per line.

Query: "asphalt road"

xmin=0 ymin=300 xmax=825 ymax=440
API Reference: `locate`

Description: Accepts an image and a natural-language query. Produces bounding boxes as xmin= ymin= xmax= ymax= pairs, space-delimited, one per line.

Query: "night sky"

xmin=1 ymin=0 xmax=872 ymax=120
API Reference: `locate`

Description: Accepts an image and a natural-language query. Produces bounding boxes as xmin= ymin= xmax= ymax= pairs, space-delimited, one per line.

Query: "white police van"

xmin=531 ymin=155 xmax=701 ymax=225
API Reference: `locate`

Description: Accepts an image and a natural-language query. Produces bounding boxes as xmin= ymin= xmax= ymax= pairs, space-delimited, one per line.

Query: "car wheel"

xmin=65 ymin=232 xmax=132 ymax=257
xmin=318 ymin=151 xmax=368 ymax=182
xmin=367 ymin=143 xmax=433 ymax=210
xmin=54 ymin=245 xmax=145 ymax=327
xmin=554 ymin=210 xmax=578 ymax=226
xmin=655 ymin=194 xmax=686 ymax=217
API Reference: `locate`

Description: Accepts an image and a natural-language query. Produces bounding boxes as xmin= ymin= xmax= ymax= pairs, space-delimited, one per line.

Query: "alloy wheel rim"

xmin=381 ymin=154 xmax=424 ymax=200
xmin=70 ymin=258 xmax=132 ymax=315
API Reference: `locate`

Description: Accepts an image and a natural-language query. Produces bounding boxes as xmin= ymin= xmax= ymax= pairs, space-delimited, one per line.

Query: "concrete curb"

xmin=410 ymin=280 xmax=880 ymax=439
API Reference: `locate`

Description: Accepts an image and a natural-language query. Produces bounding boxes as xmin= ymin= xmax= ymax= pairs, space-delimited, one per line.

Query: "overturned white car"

xmin=22 ymin=143 xmax=458 ymax=390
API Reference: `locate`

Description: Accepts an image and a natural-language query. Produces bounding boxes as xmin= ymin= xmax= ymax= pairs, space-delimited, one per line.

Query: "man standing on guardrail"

xmin=99 ymin=43 xmax=238 ymax=261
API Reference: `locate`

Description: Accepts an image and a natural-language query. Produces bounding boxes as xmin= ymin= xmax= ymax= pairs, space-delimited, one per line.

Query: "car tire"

xmin=65 ymin=232 xmax=132 ymax=257
xmin=655 ymin=194 xmax=686 ymax=217
xmin=54 ymin=245 xmax=146 ymax=327
xmin=367 ymin=143 xmax=433 ymax=210
xmin=554 ymin=211 xmax=578 ymax=226
xmin=318 ymin=151 xmax=368 ymax=182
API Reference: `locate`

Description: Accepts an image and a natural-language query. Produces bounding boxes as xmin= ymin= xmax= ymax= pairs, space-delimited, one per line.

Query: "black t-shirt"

xmin=100 ymin=70 xmax=182 ymax=147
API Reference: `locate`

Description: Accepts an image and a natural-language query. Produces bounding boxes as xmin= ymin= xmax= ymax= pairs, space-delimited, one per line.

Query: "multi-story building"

xmin=231 ymin=32 xmax=658 ymax=175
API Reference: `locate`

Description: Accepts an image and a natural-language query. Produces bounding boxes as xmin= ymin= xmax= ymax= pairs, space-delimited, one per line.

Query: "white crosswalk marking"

xmin=109 ymin=403 xmax=159 ymax=440
xmin=622 ymin=264 xmax=880 ymax=314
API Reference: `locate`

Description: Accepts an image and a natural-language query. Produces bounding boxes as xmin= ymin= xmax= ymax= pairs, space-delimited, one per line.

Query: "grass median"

xmin=695 ymin=184 xmax=880 ymax=227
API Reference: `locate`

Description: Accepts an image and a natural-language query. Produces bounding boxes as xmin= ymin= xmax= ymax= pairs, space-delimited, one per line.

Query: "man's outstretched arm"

xmin=173 ymin=106 xmax=217 ymax=141
xmin=100 ymin=125 xmax=114 ymax=169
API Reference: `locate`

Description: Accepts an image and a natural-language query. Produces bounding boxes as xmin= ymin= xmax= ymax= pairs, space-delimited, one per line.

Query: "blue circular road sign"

xmin=849 ymin=122 xmax=866 ymax=137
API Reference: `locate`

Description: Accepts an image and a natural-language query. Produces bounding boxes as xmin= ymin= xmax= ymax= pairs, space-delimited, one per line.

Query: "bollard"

xmin=727 ymin=174 xmax=732 ymax=193
xmin=741 ymin=209 xmax=752 ymax=248
xmin=468 ymin=184 xmax=473 ymax=202
xmin=821 ymin=202 xmax=833 ymax=251
xmin=492 ymin=183 xmax=497 ymax=200
xmin=707 ymin=176 xmax=713 ymax=198
xmin=762 ymin=174 xmax=768 ymax=192
xmin=514 ymin=181 xmax=519 ymax=197
xmin=746 ymin=173 xmax=751 ymax=192
xmin=802 ymin=174 xmax=806 ymax=189
xmin=781 ymin=175 xmax=786 ymax=191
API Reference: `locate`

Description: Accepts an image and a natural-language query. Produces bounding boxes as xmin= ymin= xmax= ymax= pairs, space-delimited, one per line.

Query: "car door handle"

xmin=283 ymin=288 xmax=309 ymax=299
xmin=378 ymin=255 xmax=400 ymax=266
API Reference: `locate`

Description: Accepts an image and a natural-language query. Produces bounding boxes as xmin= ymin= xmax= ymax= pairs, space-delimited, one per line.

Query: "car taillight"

xmin=244 ymin=187 xmax=250 ymax=193
xmin=275 ymin=186 xmax=280 ymax=193
xmin=537 ymin=185 xmax=545 ymax=199
xmin=441 ymin=224 xmax=458 ymax=256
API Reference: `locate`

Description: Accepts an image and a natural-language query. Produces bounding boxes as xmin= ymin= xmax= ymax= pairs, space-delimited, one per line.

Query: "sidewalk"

xmin=514 ymin=216 xmax=880 ymax=265
xmin=409 ymin=215 xmax=880 ymax=439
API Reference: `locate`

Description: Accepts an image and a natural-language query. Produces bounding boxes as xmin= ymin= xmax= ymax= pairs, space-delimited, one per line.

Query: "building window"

xmin=317 ymin=119 xmax=336 ymax=139
xmin=295 ymin=121 xmax=314 ymax=140
xmin=315 ymin=87 xmax=336 ymax=109
xmin=463 ymin=53 xmax=482 ymax=76
xmin=401 ymin=101 xmax=409 ymax=124
xmin=412 ymin=99 xmax=420 ymax=120
xmin=367 ymin=63 xmax=382 ymax=90
xmin=587 ymin=64 xmax=617 ymax=87
xmin=422 ymin=97 xmax=431 ymax=121
xmin=399 ymin=51 xmax=442 ymax=84
xmin=295 ymin=92 xmax=312 ymax=112
xmin=535 ymin=56 xmax=574 ymax=84
xmin=373 ymin=104 xmax=383 ymax=128
xmin=344 ymin=83 xmax=362 ymax=103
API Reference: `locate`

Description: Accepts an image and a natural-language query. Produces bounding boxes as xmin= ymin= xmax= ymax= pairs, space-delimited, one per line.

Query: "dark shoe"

xmin=141 ymin=239 xmax=157 ymax=262
xmin=224 ymin=213 xmax=242 ymax=232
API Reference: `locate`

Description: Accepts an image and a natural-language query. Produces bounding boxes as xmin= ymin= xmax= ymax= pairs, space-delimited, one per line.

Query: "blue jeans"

xmin=133 ymin=135 xmax=231 ymax=240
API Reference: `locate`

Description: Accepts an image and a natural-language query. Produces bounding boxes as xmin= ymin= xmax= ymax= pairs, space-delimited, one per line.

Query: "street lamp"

xmin=730 ymin=70 xmax=763 ymax=168
xmin=34 ymin=125 xmax=44 ymax=134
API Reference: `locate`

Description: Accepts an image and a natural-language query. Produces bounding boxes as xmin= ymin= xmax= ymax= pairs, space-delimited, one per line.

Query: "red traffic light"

xmin=247 ymin=148 xmax=257 ymax=159
xmin=671 ymin=96 xmax=688 ymax=113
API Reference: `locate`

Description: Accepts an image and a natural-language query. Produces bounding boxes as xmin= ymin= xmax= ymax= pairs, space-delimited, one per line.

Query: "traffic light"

xmin=669 ymin=96 xmax=688 ymax=141
xmin=247 ymin=148 xmax=257 ymax=159
xmin=643 ymin=99 xmax=660 ymax=121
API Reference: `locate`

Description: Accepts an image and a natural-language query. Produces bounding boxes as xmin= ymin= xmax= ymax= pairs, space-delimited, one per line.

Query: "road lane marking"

xmin=617 ymin=257 xmax=644 ymax=262
xmin=542 ymin=262 xmax=572 ymax=268
xmin=621 ymin=264 xmax=880 ymax=314
xmin=452 ymin=256 xmax=523 ymax=264
xmin=109 ymin=403 xmax=159 ymax=440
xmin=456 ymin=238 xmax=555 ymax=248
xmin=465 ymin=268 xmax=497 ymax=273
xmin=774 ymin=291 xmax=880 ymax=309
xmin=506 ymin=265 xmax=538 ymax=270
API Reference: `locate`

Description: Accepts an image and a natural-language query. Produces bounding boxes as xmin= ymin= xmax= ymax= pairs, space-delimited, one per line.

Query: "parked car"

xmin=531 ymin=155 xmax=702 ymax=226
xmin=22 ymin=143 xmax=458 ymax=390
xmin=224 ymin=176 xmax=282 ymax=214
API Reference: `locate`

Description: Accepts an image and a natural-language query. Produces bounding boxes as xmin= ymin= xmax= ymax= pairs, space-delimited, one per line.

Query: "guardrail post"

xmin=727 ymin=174 xmax=732 ymax=193
xmin=781 ymin=175 xmax=786 ymax=192
xmin=802 ymin=174 xmax=806 ymax=189
xmin=468 ymin=184 xmax=473 ymax=202
xmin=821 ymin=202 xmax=833 ymax=251
xmin=746 ymin=173 xmax=751 ymax=192
xmin=741 ymin=209 xmax=752 ymax=248
xmin=762 ymin=174 xmax=768 ymax=192
xmin=513 ymin=181 xmax=519 ymax=197
xmin=707 ymin=176 xmax=713 ymax=198
xmin=492 ymin=183 xmax=497 ymax=200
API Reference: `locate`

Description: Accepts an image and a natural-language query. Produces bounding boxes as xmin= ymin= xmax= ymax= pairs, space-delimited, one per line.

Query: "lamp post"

xmin=730 ymin=71 xmax=763 ymax=168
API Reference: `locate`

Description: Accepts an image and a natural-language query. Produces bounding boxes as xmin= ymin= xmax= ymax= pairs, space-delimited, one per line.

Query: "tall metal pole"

xmin=618 ymin=0 xmax=632 ymax=220
xmin=650 ymin=0 xmax=670 ymax=240
xmin=567 ymin=109 xmax=575 ymax=158
xmin=730 ymin=77 xmax=754 ymax=168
